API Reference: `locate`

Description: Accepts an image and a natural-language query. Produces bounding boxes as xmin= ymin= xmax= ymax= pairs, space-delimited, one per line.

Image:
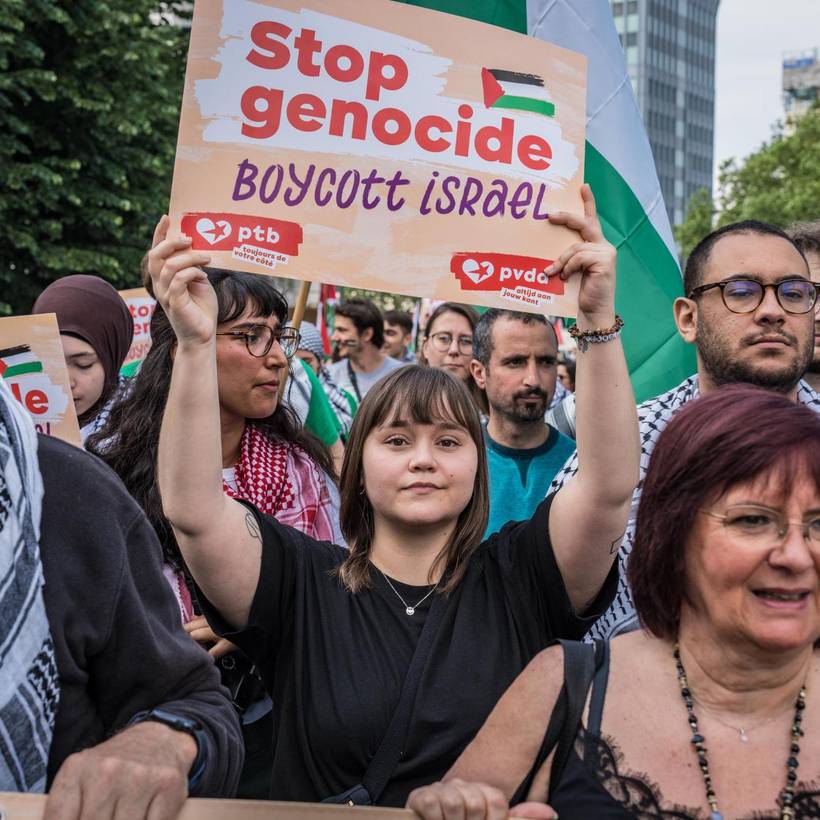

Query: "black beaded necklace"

xmin=674 ymin=644 xmax=806 ymax=820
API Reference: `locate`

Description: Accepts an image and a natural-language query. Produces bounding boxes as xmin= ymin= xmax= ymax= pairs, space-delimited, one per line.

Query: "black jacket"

xmin=38 ymin=434 xmax=242 ymax=796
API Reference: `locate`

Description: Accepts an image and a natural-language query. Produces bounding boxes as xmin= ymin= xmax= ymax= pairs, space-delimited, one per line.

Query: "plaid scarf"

xmin=318 ymin=367 xmax=355 ymax=436
xmin=0 ymin=379 xmax=60 ymax=791
xmin=222 ymin=423 xmax=335 ymax=542
xmin=549 ymin=375 xmax=820 ymax=640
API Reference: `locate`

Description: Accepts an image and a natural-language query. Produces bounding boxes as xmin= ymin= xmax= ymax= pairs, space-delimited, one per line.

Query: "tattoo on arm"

xmin=609 ymin=530 xmax=626 ymax=555
xmin=245 ymin=512 xmax=261 ymax=543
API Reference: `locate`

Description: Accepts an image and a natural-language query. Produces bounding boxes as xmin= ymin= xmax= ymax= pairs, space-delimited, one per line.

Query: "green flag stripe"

xmin=2 ymin=362 xmax=43 ymax=378
xmin=586 ymin=142 xmax=696 ymax=400
xmin=491 ymin=95 xmax=555 ymax=117
xmin=399 ymin=0 xmax=526 ymax=32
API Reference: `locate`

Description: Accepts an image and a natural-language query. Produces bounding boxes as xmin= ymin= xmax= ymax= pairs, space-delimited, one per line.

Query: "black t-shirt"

xmin=201 ymin=494 xmax=617 ymax=806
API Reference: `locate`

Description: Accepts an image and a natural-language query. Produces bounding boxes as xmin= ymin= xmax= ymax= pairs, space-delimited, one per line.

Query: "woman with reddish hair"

xmin=409 ymin=384 xmax=820 ymax=820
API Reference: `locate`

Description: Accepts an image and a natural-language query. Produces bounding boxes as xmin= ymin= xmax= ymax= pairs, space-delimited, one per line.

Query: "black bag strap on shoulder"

xmin=510 ymin=639 xmax=603 ymax=804
xmin=346 ymin=359 xmax=362 ymax=402
xmin=322 ymin=594 xmax=448 ymax=805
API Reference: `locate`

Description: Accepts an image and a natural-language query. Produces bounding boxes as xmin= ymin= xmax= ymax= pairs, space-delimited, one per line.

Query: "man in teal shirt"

xmin=471 ymin=309 xmax=575 ymax=537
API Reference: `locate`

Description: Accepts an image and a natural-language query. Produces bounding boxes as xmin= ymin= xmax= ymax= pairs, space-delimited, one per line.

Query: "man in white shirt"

xmin=551 ymin=220 xmax=820 ymax=639
xmin=327 ymin=299 xmax=405 ymax=401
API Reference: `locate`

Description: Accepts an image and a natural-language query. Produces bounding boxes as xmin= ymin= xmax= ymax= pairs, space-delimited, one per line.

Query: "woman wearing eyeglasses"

xmin=419 ymin=303 xmax=487 ymax=413
xmin=88 ymin=230 xmax=338 ymax=798
xmin=407 ymin=385 xmax=820 ymax=820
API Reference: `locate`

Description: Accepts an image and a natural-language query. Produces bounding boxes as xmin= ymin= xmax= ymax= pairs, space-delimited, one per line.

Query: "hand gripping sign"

xmin=169 ymin=0 xmax=587 ymax=317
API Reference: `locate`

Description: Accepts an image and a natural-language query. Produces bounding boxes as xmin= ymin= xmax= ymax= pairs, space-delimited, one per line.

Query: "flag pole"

xmin=291 ymin=280 xmax=312 ymax=331
xmin=281 ymin=280 xmax=311 ymax=396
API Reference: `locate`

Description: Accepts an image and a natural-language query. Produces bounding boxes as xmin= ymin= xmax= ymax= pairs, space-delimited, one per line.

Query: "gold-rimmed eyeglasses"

xmin=427 ymin=331 xmax=474 ymax=355
xmin=699 ymin=505 xmax=820 ymax=547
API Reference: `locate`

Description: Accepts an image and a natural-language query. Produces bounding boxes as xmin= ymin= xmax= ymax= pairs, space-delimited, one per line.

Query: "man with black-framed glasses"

xmin=549 ymin=219 xmax=820 ymax=641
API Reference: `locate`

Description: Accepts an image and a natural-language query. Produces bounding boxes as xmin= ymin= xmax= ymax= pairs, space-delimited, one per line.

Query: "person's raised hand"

xmin=44 ymin=720 xmax=197 ymax=820
xmin=546 ymin=184 xmax=617 ymax=325
xmin=184 ymin=614 xmax=238 ymax=659
xmin=147 ymin=215 xmax=218 ymax=350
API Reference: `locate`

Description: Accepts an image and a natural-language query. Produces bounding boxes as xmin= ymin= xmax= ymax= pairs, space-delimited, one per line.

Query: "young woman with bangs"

xmin=149 ymin=186 xmax=641 ymax=805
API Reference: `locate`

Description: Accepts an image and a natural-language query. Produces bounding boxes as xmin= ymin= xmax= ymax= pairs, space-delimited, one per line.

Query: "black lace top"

xmin=543 ymin=643 xmax=820 ymax=818
xmin=549 ymin=728 xmax=820 ymax=819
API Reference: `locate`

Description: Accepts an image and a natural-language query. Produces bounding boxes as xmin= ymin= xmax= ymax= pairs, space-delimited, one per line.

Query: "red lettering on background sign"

xmin=450 ymin=252 xmax=564 ymax=295
xmin=9 ymin=382 xmax=50 ymax=415
xmin=181 ymin=212 xmax=303 ymax=256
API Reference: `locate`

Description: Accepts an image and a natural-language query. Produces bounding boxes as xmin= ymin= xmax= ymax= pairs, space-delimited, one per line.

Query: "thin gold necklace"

xmin=692 ymin=694 xmax=798 ymax=743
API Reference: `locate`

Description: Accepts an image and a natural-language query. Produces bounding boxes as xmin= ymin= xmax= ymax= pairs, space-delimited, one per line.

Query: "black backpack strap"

xmin=510 ymin=639 xmax=600 ymax=805
xmin=361 ymin=594 xmax=448 ymax=802
xmin=346 ymin=359 xmax=362 ymax=402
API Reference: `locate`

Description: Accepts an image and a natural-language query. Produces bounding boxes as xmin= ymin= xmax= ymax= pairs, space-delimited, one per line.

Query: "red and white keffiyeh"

xmin=222 ymin=422 xmax=335 ymax=542
xmin=167 ymin=422 xmax=335 ymax=624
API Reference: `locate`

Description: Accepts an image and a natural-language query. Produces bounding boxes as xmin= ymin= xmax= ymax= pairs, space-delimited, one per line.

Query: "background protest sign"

xmin=169 ymin=0 xmax=587 ymax=317
xmin=119 ymin=287 xmax=156 ymax=374
xmin=0 ymin=314 xmax=81 ymax=445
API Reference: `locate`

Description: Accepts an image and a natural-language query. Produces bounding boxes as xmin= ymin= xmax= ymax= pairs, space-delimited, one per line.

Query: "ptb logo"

xmin=181 ymin=212 xmax=303 ymax=256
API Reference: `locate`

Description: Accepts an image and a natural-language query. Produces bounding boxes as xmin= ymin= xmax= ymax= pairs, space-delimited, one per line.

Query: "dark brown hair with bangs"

xmin=629 ymin=384 xmax=820 ymax=640
xmin=336 ymin=365 xmax=489 ymax=595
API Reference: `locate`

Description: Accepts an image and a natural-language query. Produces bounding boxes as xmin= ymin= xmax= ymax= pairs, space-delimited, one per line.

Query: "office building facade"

xmin=783 ymin=49 xmax=820 ymax=122
xmin=610 ymin=0 xmax=720 ymax=226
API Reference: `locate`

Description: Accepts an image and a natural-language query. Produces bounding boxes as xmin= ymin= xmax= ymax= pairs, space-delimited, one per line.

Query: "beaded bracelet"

xmin=569 ymin=314 xmax=624 ymax=353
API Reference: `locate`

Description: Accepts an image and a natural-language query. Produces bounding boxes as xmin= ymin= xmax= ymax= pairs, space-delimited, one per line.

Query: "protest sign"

xmin=0 ymin=793 xmax=413 ymax=820
xmin=119 ymin=287 xmax=156 ymax=372
xmin=169 ymin=0 xmax=587 ymax=317
xmin=0 ymin=314 xmax=81 ymax=445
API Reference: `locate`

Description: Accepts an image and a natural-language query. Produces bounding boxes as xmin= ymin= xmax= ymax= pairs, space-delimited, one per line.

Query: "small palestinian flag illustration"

xmin=0 ymin=345 xmax=44 ymax=379
xmin=481 ymin=68 xmax=556 ymax=118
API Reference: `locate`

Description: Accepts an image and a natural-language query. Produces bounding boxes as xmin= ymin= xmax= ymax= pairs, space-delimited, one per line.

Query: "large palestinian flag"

xmin=401 ymin=0 xmax=696 ymax=401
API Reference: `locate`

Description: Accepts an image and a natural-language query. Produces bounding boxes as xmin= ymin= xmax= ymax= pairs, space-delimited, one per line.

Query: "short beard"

xmin=697 ymin=318 xmax=812 ymax=394
xmin=488 ymin=391 xmax=549 ymax=423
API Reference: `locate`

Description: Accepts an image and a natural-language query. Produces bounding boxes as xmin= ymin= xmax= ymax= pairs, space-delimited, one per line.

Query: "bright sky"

xmin=713 ymin=0 xmax=819 ymax=179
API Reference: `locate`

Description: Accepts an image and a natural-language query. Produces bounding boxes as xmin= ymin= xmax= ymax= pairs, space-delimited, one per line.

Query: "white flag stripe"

xmin=496 ymin=78 xmax=555 ymax=104
xmin=526 ymin=0 xmax=678 ymax=262
xmin=1 ymin=352 xmax=36 ymax=368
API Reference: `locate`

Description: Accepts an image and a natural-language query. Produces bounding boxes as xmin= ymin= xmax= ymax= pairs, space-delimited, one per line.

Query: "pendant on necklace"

xmin=739 ymin=728 xmax=749 ymax=743
xmin=406 ymin=607 xmax=415 ymax=615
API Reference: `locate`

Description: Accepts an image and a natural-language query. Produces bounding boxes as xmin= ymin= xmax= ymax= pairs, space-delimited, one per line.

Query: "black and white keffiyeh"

xmin=548 ymin=375 xmax=820 ymax=640
xmin=0 ymin=378 xmax=59 ymax=791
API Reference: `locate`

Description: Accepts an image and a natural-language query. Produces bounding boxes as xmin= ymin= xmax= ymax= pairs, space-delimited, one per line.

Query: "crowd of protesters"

xmin=1 ymin=201 xmax=819 ymax=820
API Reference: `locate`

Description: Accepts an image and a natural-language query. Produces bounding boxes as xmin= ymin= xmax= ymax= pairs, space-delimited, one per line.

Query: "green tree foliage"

xmin=0 ymin=1 xmax=191 ymax=314
xmin=676 ymin=104 xmax=820 ymax=263
xmin=716 ymin=104 xmax=820 ymax=227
